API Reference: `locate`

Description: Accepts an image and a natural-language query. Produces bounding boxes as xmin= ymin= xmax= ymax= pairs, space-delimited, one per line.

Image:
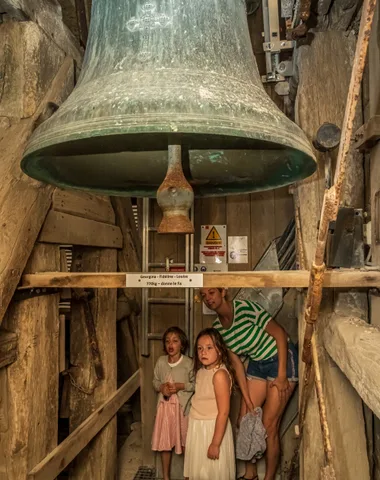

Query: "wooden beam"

xmin=0 ymin=0 xmax=83 ymax=64
xmin=39 ymin=211 xmax=123 ymax=248
xmin=0 ymin=56 xmax=75 ymax=326
xmin=0 ymin=328 xmax=17 ymax=368
xmin=323 ymin=314 xmax=380 ymax=418
xmin=52 ymin=190 xmax=116 ymax=225
xmin=20 ymin=269 xmax=380 ymax=289
xmin=27 ymin=371 xmax=140 ymax=480
xmin=69 ymin=246 xmax=117 ymax=479
xmin=0 ymin=243 xmax=60 ymax=479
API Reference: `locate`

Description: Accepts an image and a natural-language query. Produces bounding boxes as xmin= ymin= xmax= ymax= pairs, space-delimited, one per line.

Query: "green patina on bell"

xmin=21 ymin=0 xmax=316 ymax=205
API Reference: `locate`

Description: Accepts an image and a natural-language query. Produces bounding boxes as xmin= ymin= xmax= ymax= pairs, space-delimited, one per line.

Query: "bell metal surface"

xmin=21 ymin=0 xmax=316 ymax=199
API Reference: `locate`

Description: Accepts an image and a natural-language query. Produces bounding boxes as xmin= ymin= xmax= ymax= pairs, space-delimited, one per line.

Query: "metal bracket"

xmin=13 ymin=287 xmax=60 ymax=302
xmin=327 ymin=208 xmax=365 ymax=268
xmin=261 ymin=0 xmax=295 ymax=83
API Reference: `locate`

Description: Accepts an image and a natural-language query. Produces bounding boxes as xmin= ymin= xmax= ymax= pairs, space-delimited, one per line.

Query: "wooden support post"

xmin=368 ymin=4 xmax=380 ymax=476
xmin=68 ymin=246 xmax=117 ymax=480
xmin=0 ymin=243 xmax=60 ymax=480
xmin=0 ymin=49 xmax=75 ymax=326
xmin=295 ymin=29 xmax=371 ymax=479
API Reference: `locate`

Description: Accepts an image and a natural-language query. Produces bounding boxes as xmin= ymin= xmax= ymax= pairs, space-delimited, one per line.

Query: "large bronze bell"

xmin=21 ymin=0 xmax=316 ymax=233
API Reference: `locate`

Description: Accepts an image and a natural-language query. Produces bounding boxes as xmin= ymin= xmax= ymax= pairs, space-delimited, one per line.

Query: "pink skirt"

xmin=151 ymin=394 xmax=188 ymax=454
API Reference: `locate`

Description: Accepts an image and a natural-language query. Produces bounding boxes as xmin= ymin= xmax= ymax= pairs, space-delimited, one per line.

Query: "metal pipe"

xmin=141 ymin=197 xmax=149 ymax=356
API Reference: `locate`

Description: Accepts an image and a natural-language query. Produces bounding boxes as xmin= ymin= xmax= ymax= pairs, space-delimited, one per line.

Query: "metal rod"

xmin=185 ymin=217 xmax=190 ymax=347
xmin=189 ymin=205 xmax=195 ymax=356
xmin=141 ymin=198 xmax=149 ymax=356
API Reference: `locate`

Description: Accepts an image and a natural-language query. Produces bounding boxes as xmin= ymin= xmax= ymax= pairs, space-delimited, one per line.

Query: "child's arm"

xmin=171 ymin=362 xmax=195 ymax=393
xmin=153 ymin=359 xmax=171 ymax=397
xmin=153 ymin=360 xmax=162 ymax=392
xmin=184 ymin=366 xmax=195 ymax=392
xmin=207 ymin=369 xmax=231 ymax=460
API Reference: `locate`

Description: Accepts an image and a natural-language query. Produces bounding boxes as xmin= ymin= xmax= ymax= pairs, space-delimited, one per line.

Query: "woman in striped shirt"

xmin=200 ymin=287 xmax=298 ymax=480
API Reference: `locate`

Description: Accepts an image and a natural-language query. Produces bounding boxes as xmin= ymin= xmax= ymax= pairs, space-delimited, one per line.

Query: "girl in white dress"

xmin=184 ymin=328 xmax=236 ymax=480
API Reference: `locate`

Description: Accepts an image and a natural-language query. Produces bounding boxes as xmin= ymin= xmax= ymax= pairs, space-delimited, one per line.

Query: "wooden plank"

xmin=20 ymin=269 xmax=380 ymax=289
xmin=39 ymin=211 xmax=123 ymax=248
xmin=53 ymin=190 xmax=116 ymax=225
xmin=27 ymin=371 xmax=140 ymax=480
xmin=0 ymin=328 xmax=17 ymax=369
xmin=323 ymin=314 xmax=380 ymax=418
xmin=69 ymin=246 xmax=117 ymax=480
xmin=226 ymin=195 xmax=250 ymax=271
xmin=250 ymin=190 xmax=275 ymax=268
xmin=0 ymin=57 xmax=75 ymax=326
xmin=0 ymin=243 xmax=60 ymax=480
xmin=274 ymin=186 xmax=294 ymax=238
xmin=0 ymin=0 xmax=83 ymax=65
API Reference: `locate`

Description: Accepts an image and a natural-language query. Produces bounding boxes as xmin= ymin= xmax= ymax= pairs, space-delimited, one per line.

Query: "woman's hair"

xmin=193 ymin=327 xmax=235 ymax=386
xmin=217 ymin=287 xmax=228 ymax=300
xmin=162 ymin=326 xmax=189 ymax=354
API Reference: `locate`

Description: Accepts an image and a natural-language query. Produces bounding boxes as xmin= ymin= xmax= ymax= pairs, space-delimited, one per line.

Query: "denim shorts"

xmin=246 ymin=341 xmax=298 ymax=382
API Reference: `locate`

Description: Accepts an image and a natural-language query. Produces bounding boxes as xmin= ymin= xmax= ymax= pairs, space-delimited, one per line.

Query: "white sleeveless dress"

xmin=184 ymin=365 xmax=235 ymax=480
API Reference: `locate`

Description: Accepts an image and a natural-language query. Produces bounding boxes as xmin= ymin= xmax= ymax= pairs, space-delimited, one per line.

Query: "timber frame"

xmin=1 ymin=0 xmax=380 ymax=478
xmin=19 ymin=268 xmax=380 ymax=289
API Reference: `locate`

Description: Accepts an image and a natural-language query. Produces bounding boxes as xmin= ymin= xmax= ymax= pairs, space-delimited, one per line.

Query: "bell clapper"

xmin=156 ymin=143 xmax=195 ymax=234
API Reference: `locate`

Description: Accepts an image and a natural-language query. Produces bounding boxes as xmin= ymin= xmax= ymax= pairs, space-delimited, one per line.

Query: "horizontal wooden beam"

xmin=20 ymin=269 xmax=380 ymax=289
xmin=323 ymin=315 xmax=380 ymax=418
xmin=27 ymin=370 xmax=140 ymax=480
xmin=39 ymin=211 xmax=123 ymax=248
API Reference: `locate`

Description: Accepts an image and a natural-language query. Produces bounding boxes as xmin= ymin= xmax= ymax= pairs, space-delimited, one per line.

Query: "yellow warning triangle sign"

xmin=206 ymin=226 xmax=221 ymax=242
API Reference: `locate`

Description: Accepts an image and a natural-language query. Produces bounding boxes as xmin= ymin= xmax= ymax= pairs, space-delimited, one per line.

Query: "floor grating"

xmin=133 ymin=466 xmax=156 ymax=480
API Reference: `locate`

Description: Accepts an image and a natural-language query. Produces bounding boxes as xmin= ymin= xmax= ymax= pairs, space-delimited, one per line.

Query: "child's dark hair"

xmin=162 ymin=326 xmax=189 ymax=354
xmin=193 ymin=328 xmax=235 ymax=387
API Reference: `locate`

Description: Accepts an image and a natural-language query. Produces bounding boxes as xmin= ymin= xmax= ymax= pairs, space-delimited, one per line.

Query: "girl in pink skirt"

xmin=152 ymin=326 xmax=194 ymax=480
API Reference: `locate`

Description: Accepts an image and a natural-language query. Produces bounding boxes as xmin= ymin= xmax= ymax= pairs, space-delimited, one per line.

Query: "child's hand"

xmin=160 ymin=383 xmax=171 ymax=397
xmin=168 ymin=382 xmax=184 ymax=394
xmin=207 ymin=443 xmax=220 ymax=460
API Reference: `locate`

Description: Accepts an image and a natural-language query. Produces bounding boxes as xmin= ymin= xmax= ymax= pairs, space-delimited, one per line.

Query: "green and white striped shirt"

xmin=213 ymin=300 xmax=277 ymax=361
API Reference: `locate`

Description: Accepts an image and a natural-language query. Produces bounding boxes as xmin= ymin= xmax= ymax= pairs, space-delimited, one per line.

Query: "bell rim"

xmin=24 ymin=115 xmax=315 ymax=160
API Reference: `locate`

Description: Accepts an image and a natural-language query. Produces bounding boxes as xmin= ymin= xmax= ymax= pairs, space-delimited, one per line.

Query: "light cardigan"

xmin=153 ymin=355 xmax=195 ymax=415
